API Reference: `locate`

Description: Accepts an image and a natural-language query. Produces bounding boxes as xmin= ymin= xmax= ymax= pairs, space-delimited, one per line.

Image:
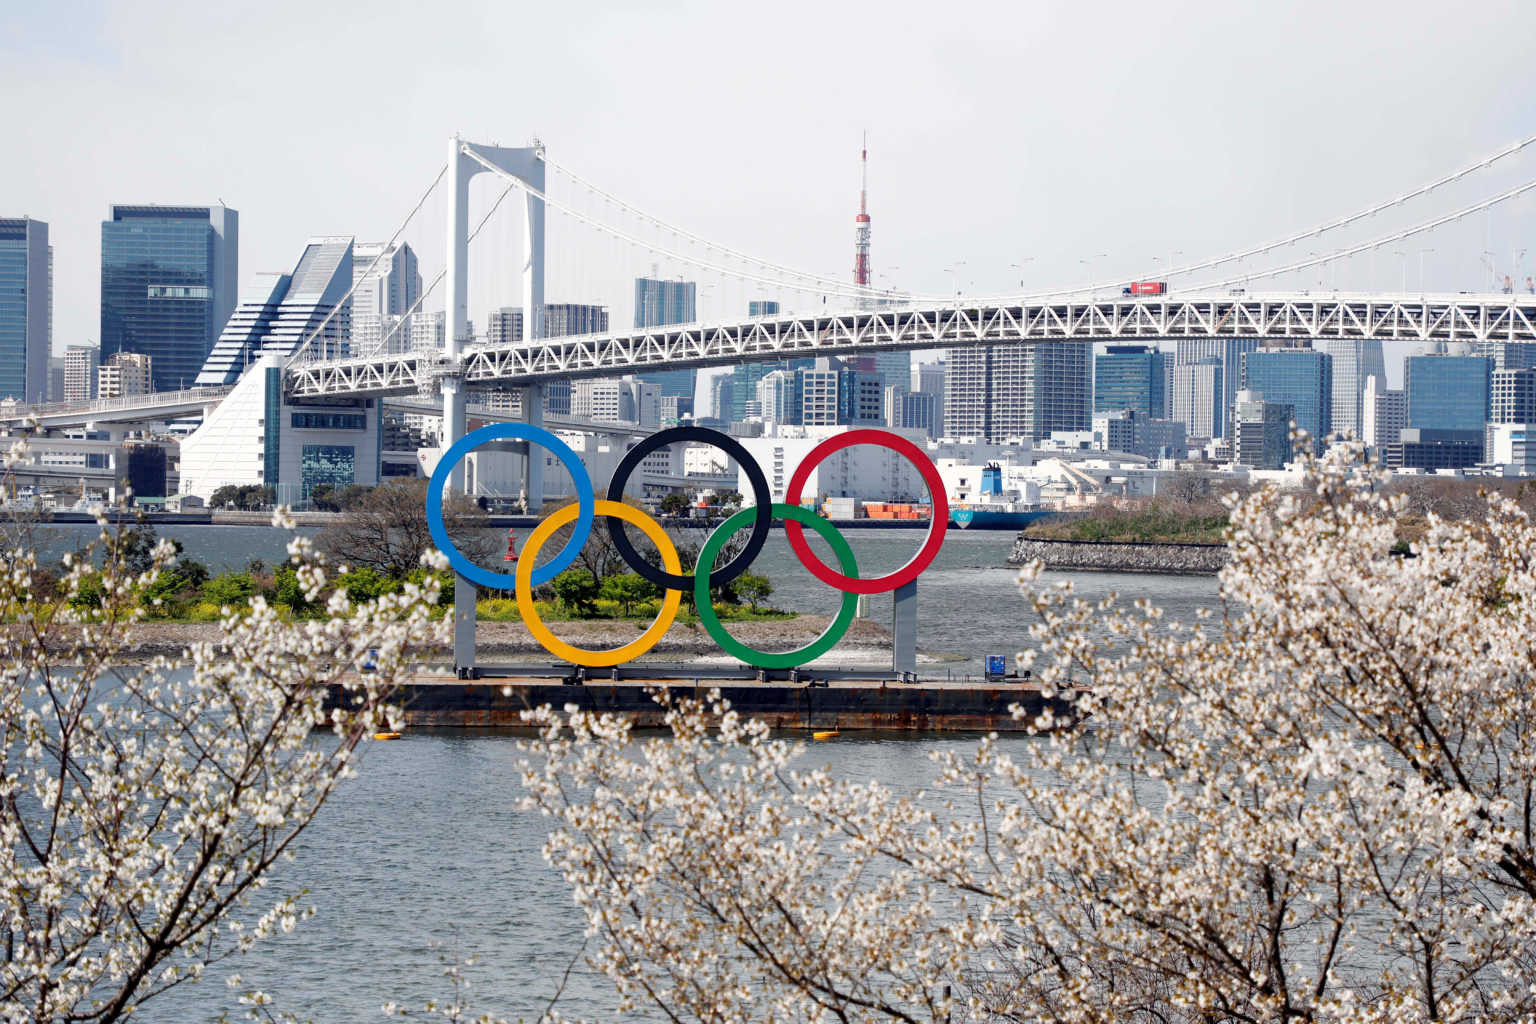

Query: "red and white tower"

xmin=852 ymin=133 xmax=871 ymax=289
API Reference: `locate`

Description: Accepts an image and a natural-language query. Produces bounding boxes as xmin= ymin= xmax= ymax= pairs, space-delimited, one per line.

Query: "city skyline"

xmin=6 ymin=1 xmax=1536 ymax=366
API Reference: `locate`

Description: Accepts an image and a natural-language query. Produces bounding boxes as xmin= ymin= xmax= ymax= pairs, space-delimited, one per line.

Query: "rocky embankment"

xmin=40 ymin=614 xmax=898 ymax=662
xmin=1008 ymin=536 xmax=1229 ymax=575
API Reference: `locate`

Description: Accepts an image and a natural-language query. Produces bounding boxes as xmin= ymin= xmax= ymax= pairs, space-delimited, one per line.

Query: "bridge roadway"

xmin=287 ymin=290 xmax=1536 ymax=399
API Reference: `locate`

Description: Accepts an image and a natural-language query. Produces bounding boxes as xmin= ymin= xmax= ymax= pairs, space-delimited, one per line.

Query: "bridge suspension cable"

xmin=284 ymin=162 xmax=448 ymax=366
xmin=550 ymin=132 xmax=1536 ymax=304
xmin=546 ymin=157 xmax=868 ymax=295
xmin=289 ymin=168 xmax=527 ymax=364
xmin=466 ymin=146 xmax=897 ymax=304
xmin=1180 ymin=174 xmax=1536 ymax=294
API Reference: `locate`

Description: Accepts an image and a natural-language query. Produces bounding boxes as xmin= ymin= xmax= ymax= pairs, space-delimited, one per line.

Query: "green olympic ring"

xmin=693 ymin=503 xmax=860 ymax=669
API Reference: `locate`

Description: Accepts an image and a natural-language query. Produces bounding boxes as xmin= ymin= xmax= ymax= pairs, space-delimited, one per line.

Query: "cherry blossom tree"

xmin=521 ymin=442 xmax=1536 ymax=1023
xmin=0 ymin=498 xmax=449 ymax=1022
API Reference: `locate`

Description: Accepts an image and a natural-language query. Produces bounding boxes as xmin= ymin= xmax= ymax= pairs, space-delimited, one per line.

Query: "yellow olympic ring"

xmin=514 ymin=499 xmax=683 ymax=667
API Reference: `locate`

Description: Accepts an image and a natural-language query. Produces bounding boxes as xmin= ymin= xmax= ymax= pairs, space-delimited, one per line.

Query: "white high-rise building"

xmin=194 ymin=237 xmax=354 ymax=386
xmin=351 ymin=242 xmax=421 ymax=318
xmin=1317 ymin=339 xmax=1386 ymax=440
xmin=99 ymin=351 xmax=153 ymax=398
xmin=1361 ymin=374 xmax=1406 ymax=452
xmin=63 ymin=345 xmax=99 ymax=402
xmin=1171 ymin=359 xmax=1223 ymax=440
xmin=943 ymin=343 xmax=1090 ymax=441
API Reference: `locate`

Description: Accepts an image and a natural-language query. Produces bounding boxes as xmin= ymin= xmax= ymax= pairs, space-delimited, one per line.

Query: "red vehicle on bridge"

xmin=1122 ymin=281 xmax=1168 ymax=296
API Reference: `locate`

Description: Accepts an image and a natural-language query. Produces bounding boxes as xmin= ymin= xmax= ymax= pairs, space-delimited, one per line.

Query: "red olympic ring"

xmin=783 ymin=428 xmax=949 ymax=595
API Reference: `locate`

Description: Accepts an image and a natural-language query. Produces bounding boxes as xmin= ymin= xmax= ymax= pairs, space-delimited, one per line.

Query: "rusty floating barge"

xmin=332 ymin=663 xmax=1079 ymax=734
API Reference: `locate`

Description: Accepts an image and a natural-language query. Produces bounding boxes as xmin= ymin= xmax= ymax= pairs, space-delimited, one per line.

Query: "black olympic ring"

xmin=605 ymin=425 xmax=774 ymax=591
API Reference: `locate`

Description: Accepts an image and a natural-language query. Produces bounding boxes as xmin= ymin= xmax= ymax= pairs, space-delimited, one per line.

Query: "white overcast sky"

xmin=6 ymin=0 xmax=1536 ymax=389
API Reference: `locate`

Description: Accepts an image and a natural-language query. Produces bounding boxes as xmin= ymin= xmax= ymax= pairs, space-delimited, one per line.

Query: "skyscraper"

xmin=64 ymin=345 xmax=99 ymax=402
xmin=1094 ymin=345 xmax=1167 ymax=418
xmin=1362 ymin=374 xmax=1406 ymax=452
xmin=748 ymin=300 xmax=780 ymax=316
xmin=101 ymin=204 xmax=238 ymax=392
xmin=351 ymin=241 xmax=420 ymax=317
xmin=543 ymin=304 xmax=609 ymax=415
xmin=1173 ymin=338 xmax=1261 ymax=437
xmin=915 ymin=361 xmax=945 ymax=435
xmin=944 ymin=342 xmax=1091 ymax=441
xmin=1491 ymin=368 xmax=1536 ymax=424
xmin=487 ymin=307 xmax=524 ymax=345
xmin=1316 ymin=339 xmax=1386 ymax=440
xmin=1170 ymin=359 xmax=1223 ymax=439
xmin=634 ymin=277 xmax=697 ymax=400
xmin=194 ymin=237 xmax=352 ymax=387
xmin=0 ymin=217 xmax=50 ymax=403
xmin=1405 ymin=351 xmax=1490 ymax=432
xmin=1232 ymin=390 xmax=1295 ymax=470
xmin=1242 ymin=348 xmax=1333 ymax=453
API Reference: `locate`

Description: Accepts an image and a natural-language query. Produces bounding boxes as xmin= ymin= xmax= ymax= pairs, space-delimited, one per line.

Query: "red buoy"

xmin=503 ymin=528 xmax=519 ymax=562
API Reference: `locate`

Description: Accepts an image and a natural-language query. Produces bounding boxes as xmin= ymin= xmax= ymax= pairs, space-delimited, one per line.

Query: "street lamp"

xmin=1080 ymin=253 xmax=1107 ymax=300
xmin=946 ymin=261 xmax=967 ymax=299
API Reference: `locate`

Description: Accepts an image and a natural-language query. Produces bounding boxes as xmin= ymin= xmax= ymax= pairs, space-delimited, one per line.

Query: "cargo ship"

xmin=947 ymin=463 xmax=1051 ymax=530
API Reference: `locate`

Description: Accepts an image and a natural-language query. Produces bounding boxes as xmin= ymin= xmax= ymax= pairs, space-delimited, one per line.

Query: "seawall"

xmin=334 ymin=678 xmax=1079 ymax=733
xmin=1008 ymin=536 xmax=1228 ymax=575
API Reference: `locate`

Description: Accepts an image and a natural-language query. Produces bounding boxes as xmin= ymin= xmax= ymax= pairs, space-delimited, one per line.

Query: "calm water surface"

xmin=67 ymin=523 xmax=1217 ymax=1020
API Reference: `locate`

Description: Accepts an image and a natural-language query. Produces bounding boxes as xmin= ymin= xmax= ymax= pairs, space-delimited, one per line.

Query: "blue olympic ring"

xmin=426 ymin=423 xmax=596 ymax=588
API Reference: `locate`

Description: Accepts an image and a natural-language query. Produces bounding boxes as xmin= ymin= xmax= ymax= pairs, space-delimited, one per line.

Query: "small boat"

xmin=373 ymin=731 xmax=404 ymax=741
xmin=812 ymin=730 xmax=840 ymax=740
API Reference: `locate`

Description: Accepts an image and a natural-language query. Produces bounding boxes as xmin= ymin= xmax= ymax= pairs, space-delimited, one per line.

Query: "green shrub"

xmin=200 ymin=572 xmax=256 ymax=608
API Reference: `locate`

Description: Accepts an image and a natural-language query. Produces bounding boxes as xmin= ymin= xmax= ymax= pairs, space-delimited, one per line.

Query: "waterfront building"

xmin=351 ymin=241 xmax=420 ymax=318
xmin=63 ymin=345 xmax=99 ymax=402
xmin=1170 ymin=358 xmax=1223 ymax=439
xmin=1092 ymin=410 xmax=1142 ymax=455
xmin=736 ymin=426 xmax=930 ymax=505
xmin=1316 ymin=339 xmax=1386 ymax=439
xmin=101 ymin=204 xmax=237 ymax=392
xmin=1094 ymin=345 xmax=1166 ymax=419
xmin=194 ymin=237 xmax=354 ymax=387
xmin=1486 ymin=423 xmax=1536 ymax=473
xmin=709 ymin=373 xmax=733 ymax=422
xmin=757 ymin=369 xmax=802 ymax=429
xmin=181 ymin=352 xmax=381 ymax=505
xmin=1231 ymin=390 xmax=1294 ymax=470
xmin=545 ymin=303 xmax=608 ymax=338
xmin=571 ymin=377 xmax=659 ymax=427
xmin=1490 ymin=368 xmax=1536 ymax=424
xmin=1405 ymin=351 xmax=1490 ymax=431
xmin=1475 ymin=341 xmax=1536 ymax=372
xmin=0 ymin=217 xmax=51 ymax=403
xmin=1144 ymin=419 xmax=1187 ymax=460
xmin=727 ymin=357 xmax=814 ymax=428
xmin=914 ymin=360 xmax=945 ymax=434
xmin=410 ymin=311 xmax=445 ymax=351
xmin=634 ymin=277 xmax=697 ymax=401
xmin=661 ymin=394 xmax=693 ymax=425
xmin=1173 ymin=338 xmax=1261 ymax=437
xmin=487 ymin=307 xmax=523 ymax=345
xmin=943 ymin=342 xmax=1090 ymax=441
xmin=1241 ymin=348 xmax=1332 ymax=453
xmin=1361 ymin=374 xmax=1406 ymax=453
xmin=887 ymin=386 xmax=938 ymax=436
xmin=748 ymin=300 xmax=780 ymax=316
xmin=98 ymin=351 xmax=153 ymax=398
xmin=1404 ymin=349 xmax=1490 ymax=461
xmin=1386 ymin=428 xmax=1484 ymax=471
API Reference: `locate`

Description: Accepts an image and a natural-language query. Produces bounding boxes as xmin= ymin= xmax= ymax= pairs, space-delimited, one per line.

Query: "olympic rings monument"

xmin=427 ymin=424 xmax=946 ymax=679
xmin=423 ymin=138 xmax=942 ymax=681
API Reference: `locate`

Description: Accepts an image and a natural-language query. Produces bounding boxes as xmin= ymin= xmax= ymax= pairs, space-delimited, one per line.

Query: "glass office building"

xmin=1405 ymin=353 xmax=1490 ymax=432
xmin=101 ymin=205 xmax=237 ymax=392
xmin=634 ymin=277 xmax=697 ymax=399
xmin=1094 ymin=344 xmax=1166 ymax=419
xmin=1241 ymin=348 xmax=1332 ymax=453
xmin=0 ymin=218 xmax=50 ymax=403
